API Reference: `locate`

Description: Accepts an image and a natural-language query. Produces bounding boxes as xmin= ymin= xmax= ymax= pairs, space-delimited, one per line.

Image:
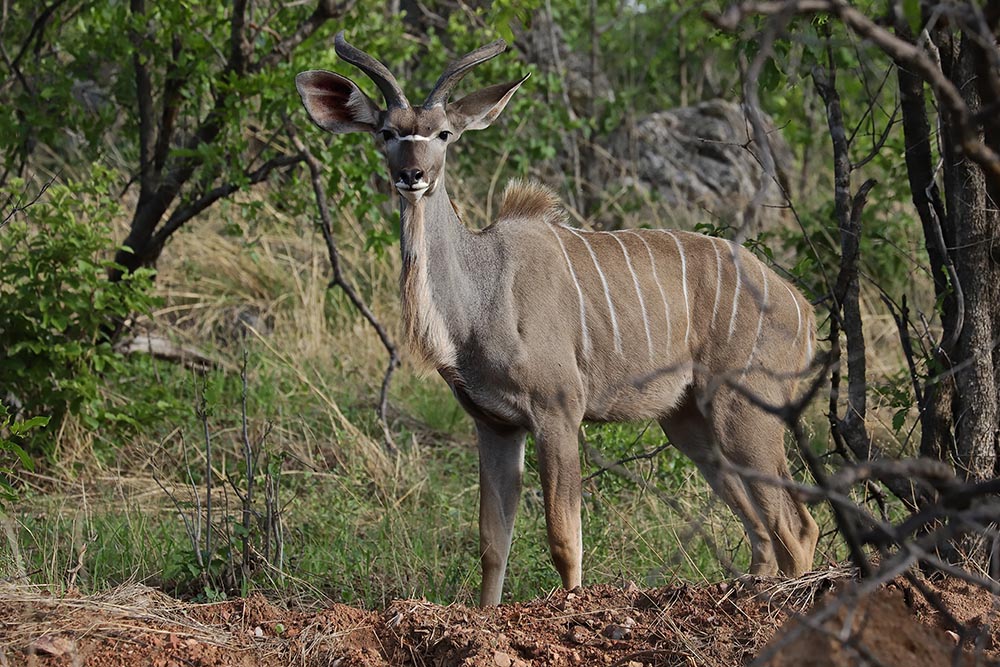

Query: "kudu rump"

xmin=297 ymin=33 xmax=819 ymax=605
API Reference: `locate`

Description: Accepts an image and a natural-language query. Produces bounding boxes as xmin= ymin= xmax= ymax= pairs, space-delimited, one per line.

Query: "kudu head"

xmin=296 ymin=32 xmax=528 ymax=204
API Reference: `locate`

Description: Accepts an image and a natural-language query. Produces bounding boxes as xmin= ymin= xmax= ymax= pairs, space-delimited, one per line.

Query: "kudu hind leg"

xmin=659 ymin=408 xmax=780 ymax=576
xmin=477 ymin=422 xmax=528 ymax=606
xmin=711 ymin=390 xmax=818 ymax=576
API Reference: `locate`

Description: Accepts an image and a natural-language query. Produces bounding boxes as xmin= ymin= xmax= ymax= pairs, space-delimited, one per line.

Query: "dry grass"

xmin=0 ymin=582 xmax=237 ymax=648
xmin=121 ymin=190 xmax=413 ymax=476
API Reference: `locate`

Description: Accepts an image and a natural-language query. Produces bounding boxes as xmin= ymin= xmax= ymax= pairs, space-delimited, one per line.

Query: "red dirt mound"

xmin=2 ymin=572 xmax=996 ymax=667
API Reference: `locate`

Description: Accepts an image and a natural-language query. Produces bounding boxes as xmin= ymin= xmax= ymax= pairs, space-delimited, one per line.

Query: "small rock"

xmin=493 ymin=650 xmax=513 ymax=667
xmin=601 ymin=624 xmax=631 ymax=640
xmin=568 ymin=625 xmax=589 ymax=644
xmin=627 ymin=662 xmax=644 ymax=667
xmin=566 ymin=592 xmax=577 ymax=601
xmin=27 ymin=635 xmax=74 ymax=657
xmin=622 ymin=616 xmax=636 ymax=628
xmin=253 ymin=626 xmax=264 ymax=638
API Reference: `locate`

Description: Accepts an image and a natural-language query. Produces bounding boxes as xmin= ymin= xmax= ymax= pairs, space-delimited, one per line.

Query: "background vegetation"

xmin=2 ymin=0 xmax=996 ymax=606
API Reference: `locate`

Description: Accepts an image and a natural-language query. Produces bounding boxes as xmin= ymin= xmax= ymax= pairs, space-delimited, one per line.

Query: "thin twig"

xmin=284 ymin=117 xmax=400 ymax=453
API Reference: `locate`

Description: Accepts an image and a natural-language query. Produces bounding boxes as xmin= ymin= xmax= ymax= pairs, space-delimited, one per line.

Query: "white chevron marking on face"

xmin=395 ymin=134 xmax=435 ymax=142
xmin=548 ymin=225 xmax=592 ymax=356
xmin=606 ymin=232 xmax=654 ymax=359
xmin=564 ymin=227 xmax=623 ymax=355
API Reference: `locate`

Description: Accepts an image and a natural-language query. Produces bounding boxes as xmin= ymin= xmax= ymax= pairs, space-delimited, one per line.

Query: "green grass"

xmin=3 ymin=350 xmax=748 ymax=606
xmin=0 ymin=312 xmax=826 ymax=607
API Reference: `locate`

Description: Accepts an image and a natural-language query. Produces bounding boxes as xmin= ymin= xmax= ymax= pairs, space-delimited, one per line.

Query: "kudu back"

xmin=297 ymin=33 xmax=819 ymax=605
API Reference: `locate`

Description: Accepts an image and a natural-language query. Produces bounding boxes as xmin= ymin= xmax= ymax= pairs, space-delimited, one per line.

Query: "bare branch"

xmin=153 ymin=36 xmax=184 ymax=173
xmin=7 ymin=0 xmax=65 ymax=76
xmin=129 ymin=0 xmax=157 ymax=200
xmin=735 ymin=9 xmax=791 ymax=240
xmin=250 ymin=0 xmax=355 ymax=74
xmin=1 ymin=175 xmax=54 ymax=229
xmin=149 ymin=153 xmax=304 ymax=250
xmin=284 ymin=118 xmax=400 ymax=453
xmin=230 ymin=0 xmax=250 ymax=76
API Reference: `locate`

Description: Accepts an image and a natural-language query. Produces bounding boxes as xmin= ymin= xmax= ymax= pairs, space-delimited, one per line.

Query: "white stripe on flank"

xmin=624 ymin=231 xmax=671 ymax=354
xmin=606 ymin=232 xmax=654 ymax=359
xmin=660 ymin=231 xmax=691 ymax=346
xmin=547 ymin=225 xmax=591 ymax=355
xmin=710 ymin=238 xmax=723 ymax=330
xmin=743 ymin=262 xmax=769 ymax=373
xmin=779 ymin=279 xmax=803 ymax=350
xmin=727 ymin=241 xmax=743 ymax=342
xmin=565 ymin=227 xmax=623 ymax=355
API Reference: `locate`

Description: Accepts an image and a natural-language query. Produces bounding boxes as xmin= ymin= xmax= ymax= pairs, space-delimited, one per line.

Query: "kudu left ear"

xmin=447 ymin=73 xmax=530 ymax=133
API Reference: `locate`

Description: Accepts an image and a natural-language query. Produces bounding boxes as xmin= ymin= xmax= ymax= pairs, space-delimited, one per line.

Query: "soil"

xmin=3 ymin=571 xmax=998 ymax=667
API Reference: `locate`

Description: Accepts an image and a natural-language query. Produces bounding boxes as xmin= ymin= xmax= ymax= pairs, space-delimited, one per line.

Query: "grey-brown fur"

xmin=297 ymin=33 xmax=819 ymax=606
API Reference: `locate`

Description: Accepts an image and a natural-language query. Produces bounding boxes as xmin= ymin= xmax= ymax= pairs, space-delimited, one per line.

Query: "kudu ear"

xmin=447 ymin=73 xmax=529 ymax=133
xmin=295 ymin=70 xmax=382 ymax=134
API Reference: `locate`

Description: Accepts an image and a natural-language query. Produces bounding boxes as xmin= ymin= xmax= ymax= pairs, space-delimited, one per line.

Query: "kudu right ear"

xmin=295 ymin=70 xmax=381 ymax=134
xmin=447 ymin=74 xmax=529 ymax=133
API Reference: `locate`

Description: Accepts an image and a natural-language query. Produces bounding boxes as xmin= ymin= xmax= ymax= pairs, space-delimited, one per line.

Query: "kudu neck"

xmin=399 ymin=179 xmax=466 ymax=235
xmin=398 ymin=177 xmax=501 ymax=367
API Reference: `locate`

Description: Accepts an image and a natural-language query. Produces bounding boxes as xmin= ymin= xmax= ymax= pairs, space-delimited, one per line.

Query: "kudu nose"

xmin=398 ymin=168 xmax=424 ymax=187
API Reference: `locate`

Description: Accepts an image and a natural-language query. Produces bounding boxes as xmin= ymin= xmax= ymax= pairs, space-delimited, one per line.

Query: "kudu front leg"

xmin=477 ymin=421 xmax=527 ymax=606
xmin=534 ymin=418 xmax=584 ymax=591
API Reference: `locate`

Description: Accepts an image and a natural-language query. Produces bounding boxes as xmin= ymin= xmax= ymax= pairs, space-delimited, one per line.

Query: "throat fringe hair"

xmin=497 ymin=179 xmax=566 ymax=225
xmin=400 ymin=204 xmax=458 ymax=372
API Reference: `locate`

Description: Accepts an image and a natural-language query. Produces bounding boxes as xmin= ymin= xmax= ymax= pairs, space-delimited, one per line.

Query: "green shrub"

xmin=0 ymin=173 xmax=158 ymax=456
xmin=0 ymin=403 xmax=45 ymax=503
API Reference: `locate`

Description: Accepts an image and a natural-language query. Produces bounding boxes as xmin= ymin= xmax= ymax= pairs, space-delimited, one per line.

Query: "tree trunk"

xmin=892 ymin=17 xmax=958 ymax=466
xmin=933 ymin=29 xmax=1000 ymax=484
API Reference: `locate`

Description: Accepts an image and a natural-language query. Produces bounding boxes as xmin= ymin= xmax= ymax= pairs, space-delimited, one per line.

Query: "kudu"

xmin=297 ymin=33 xmax=819 ymax=606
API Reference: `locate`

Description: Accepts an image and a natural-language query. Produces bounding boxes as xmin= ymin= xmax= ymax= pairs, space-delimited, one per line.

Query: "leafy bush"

xmin=0 ymin=173 xmax=158 ymax=456
xmin=0 ymin=403 xmax=45 ymax=503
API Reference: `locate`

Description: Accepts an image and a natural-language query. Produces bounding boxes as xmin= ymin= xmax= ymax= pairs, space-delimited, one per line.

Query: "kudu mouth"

xmin=395 ymin=182 xmax=430 ymax=203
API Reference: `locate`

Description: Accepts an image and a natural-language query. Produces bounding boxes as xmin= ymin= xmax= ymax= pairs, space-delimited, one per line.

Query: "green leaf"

xmin=10 ymin=415 xmax=49 ymax=435
xmin=892 ymin=408 xmax=908 ymax=433
xmin=7 ymin=442 xmax=35 ymax=472
xmin=903 ymin=0 xmax=922 ymax=33
xmin=760 ymin=57 xmax=783 ymax=91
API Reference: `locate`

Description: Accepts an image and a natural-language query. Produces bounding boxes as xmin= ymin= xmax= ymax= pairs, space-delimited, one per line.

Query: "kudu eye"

xmin=437 ymin=130 xmax=452 ymax=141
xmin=379 ymin=129 xmax=395 ymax=142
